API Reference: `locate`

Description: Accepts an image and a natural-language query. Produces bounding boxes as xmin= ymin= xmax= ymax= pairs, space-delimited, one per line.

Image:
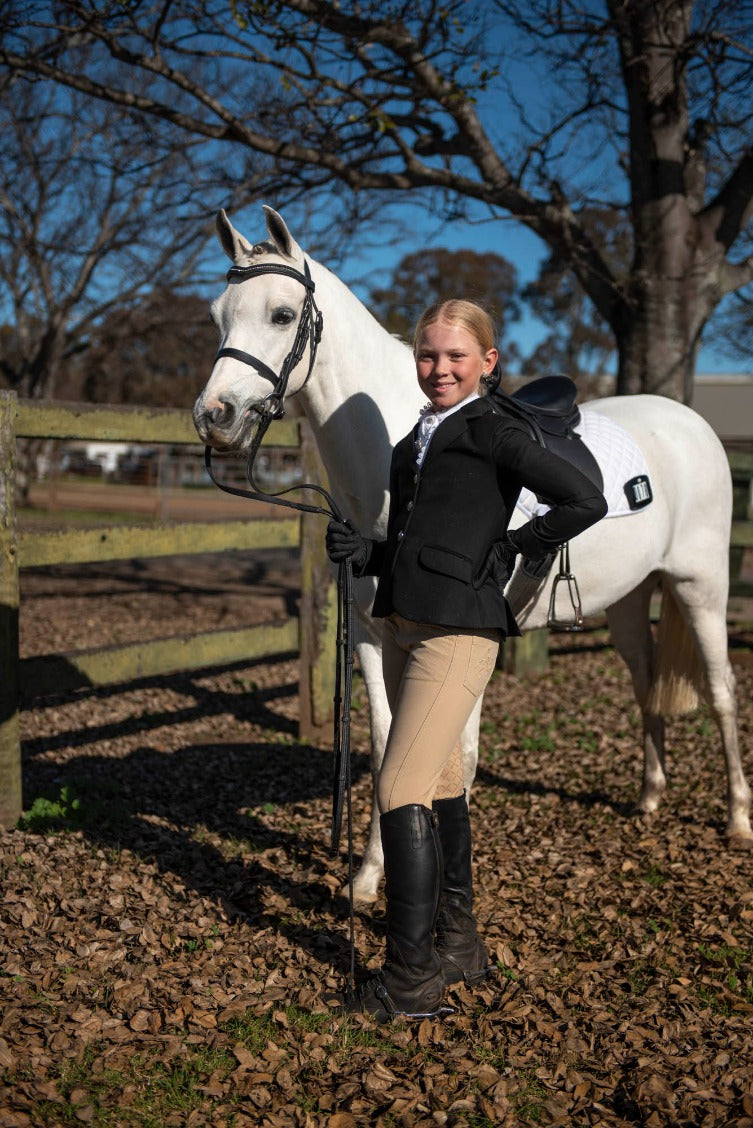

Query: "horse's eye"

xmin=272 ymin=307 xmax=296 ymax=326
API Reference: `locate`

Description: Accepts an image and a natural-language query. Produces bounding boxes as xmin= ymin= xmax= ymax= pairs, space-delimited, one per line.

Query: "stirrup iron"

xmin=547 ymin=542 xmax=583 ymax=632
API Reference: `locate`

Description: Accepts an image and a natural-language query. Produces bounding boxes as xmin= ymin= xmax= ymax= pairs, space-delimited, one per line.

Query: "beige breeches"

xmin=377 ymin=614 xmax=500 ymax=813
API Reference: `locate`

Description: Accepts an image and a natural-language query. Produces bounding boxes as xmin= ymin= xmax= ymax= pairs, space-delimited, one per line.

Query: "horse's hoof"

xmin=725 ymin=832 xmax=753 ymax=852
xmin=630 ymin=804 xmax=658 ymax=820
xmin=340 ymin=883 xmax=379 ymax=905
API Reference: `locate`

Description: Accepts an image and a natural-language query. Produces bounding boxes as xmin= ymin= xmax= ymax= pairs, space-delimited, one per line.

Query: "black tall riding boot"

xmin=352 ymin=804 xmax=450 ymax=1020
xmin=433 ymin=793 xmax=491 ymax=986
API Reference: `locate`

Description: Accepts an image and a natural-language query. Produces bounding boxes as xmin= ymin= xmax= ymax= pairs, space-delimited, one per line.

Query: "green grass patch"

xmin=640 ymin=864 xmax=667 ymax=887
xmin=18 ymin=786 xmax=85 ymax=833
xmin=18 ymin=782 xmax=128 ymax=834
xmin=520 ymin=727 xmax=555 ymax=754
xmin=511 ymin=1072 xmax=548 ymax=1122
xmin=27 ymin=1040 xmax=238 ymax=1127
xmin=695 ymin=942 xmax=753 ymax=1008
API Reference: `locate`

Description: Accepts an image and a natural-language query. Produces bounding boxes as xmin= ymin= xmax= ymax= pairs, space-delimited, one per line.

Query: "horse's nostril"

xmin=210 ymin=400 xmax=235 ymax=427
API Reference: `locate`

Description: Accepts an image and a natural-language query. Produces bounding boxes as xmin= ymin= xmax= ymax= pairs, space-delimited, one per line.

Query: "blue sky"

xmin=335 ymin=209 xmax=748 ymax=378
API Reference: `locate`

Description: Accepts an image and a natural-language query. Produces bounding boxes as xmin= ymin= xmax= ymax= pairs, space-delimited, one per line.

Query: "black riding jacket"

xmin=359 ymin=396 xmax=607 ymax=633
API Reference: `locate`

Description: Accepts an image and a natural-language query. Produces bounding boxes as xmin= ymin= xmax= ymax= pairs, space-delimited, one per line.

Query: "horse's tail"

xmin=646 ymin=585 xmax=703 ymax=717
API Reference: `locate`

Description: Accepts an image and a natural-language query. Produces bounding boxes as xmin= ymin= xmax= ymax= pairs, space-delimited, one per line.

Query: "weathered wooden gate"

xmin=0 ymin=392 xmax=336 ymax=827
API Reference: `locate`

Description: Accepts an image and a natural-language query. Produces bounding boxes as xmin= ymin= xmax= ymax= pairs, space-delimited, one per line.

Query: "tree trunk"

xmin=616 ymin=200 xmax=721 ymax=402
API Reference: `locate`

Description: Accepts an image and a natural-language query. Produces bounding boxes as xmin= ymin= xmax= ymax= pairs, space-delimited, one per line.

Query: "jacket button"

xmin=407 ymin=501 xmax=413 ymax=510
xmin=413 ymin=473 xmax=419 ymax=484
xmin=397 ymin=530 xmax=405 ymax=539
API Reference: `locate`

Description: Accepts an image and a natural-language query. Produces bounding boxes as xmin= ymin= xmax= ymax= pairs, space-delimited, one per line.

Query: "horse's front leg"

xmin=350 ymin=631 xmax=389 ymax=904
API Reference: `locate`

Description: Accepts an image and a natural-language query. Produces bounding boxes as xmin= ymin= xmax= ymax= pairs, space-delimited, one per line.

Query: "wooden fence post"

xmin=729 ymin=451 xmax=753 ymax=595
xmin=298 ymin=420 xmax=338 ymax=740
xmin=0 ymin=392 xmax=22 ymax=827
xmin=502 ymin=629 xmax=550 ymax=676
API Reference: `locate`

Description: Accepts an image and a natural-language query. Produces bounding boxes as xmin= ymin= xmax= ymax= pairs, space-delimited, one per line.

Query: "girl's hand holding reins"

xmin=326 ymin=520 xmax=368 ymax=568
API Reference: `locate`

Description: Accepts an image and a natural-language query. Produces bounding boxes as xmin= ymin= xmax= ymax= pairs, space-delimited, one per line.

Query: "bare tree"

xmin=701 ymin=281 xmax=753 ymax=365
xmin=0 ymin=73 xmax=224 ymax=406
xmin=2 ymin=1 xmax=752 ymax=401
xmin=69 ymin=290 xmax=217 ymax=408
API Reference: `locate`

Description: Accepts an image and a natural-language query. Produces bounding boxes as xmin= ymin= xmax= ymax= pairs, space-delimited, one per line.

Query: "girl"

xmin=326 ymin=300 xmax=607 ymax=1020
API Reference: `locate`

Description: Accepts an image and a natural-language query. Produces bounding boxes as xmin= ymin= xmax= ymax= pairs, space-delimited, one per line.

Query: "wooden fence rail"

xmin=0 ymin=391 xmax=336 ymax=827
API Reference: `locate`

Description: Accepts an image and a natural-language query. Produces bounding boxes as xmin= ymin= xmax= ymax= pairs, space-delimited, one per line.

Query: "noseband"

xmin=214 ymin=258 xmax=323 ymax=429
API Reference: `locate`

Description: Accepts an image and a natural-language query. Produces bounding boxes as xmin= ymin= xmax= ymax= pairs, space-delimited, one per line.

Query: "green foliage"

xmin=520 ymin=207 xmax=623 ymax=388
xmin=512 ymin=1073 xmax=548 ymax=1122
xmin=19 ymin=786 xmax=84 ymax=832
xmin=520 ymin=726 xmax=555 ymax=754
xmin=696 ymin=942 xmax=753 ymax=1009
xmin=19 ymin=780 xmax=127 ymax=835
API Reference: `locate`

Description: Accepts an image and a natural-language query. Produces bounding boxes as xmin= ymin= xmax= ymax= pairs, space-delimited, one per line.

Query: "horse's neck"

xmin=299 ymin=263 xmax=424 ymax=534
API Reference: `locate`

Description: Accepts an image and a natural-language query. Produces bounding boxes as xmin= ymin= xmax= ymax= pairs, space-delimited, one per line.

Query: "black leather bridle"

xmin=213 ymin=259 xmax=323 ymax=432
xmin=203 ymin=259 xmax=357 ymax=992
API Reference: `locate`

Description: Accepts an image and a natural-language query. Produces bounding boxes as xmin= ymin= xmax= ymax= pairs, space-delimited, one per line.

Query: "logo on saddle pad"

xmin=625 ymin=474 xmax=653 ymax=510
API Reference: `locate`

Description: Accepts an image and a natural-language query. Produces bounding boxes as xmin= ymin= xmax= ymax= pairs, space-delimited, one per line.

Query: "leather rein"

xmin=203 ymin=258 xmax=357 ymax=984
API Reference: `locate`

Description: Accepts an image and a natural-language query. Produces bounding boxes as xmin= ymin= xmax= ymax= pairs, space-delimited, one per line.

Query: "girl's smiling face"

xmin=415 ymin=320 xmax=498 ymax=411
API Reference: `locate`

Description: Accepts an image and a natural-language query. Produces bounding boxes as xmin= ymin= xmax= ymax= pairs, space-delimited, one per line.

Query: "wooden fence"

xmin=1 ymin=393 xmax=752 ymax=828
xmin=0 ymin=392 xmax=337 ymax=827
xmin=730 ymin=450 xmax=753 ymax=599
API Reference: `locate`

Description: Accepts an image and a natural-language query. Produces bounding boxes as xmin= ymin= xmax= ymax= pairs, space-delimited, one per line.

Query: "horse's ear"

xmin=263 ymin=205 xmax=302 ymax=260
xmin=216 ymin=209 xmax=254 ymax=264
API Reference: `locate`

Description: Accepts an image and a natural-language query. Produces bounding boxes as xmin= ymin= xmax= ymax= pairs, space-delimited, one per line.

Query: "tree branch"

xmin=720 ymin=254 xmax=753 ymax=295
xmin=699 ymin=146 xmax=753 ymax=255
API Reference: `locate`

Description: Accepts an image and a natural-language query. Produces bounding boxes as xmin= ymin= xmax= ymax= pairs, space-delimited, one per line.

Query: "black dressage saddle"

xmin=489 ymin=373 xmax=604 ymax=493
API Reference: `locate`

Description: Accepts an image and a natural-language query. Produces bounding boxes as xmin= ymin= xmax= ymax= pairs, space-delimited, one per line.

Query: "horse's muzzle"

xmin=192 ymin=397 xmax=259 ymax=452
xmin=193 ymin=398 xmax=237 ymax=448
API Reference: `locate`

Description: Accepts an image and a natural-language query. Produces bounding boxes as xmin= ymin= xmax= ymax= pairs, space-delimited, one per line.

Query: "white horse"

xmin=194 ymin=206 xmax=752 ymax=901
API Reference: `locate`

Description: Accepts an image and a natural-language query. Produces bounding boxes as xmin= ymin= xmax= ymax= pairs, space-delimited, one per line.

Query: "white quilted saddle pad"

xmin=516 ymin=407 xmax=652 ymax=520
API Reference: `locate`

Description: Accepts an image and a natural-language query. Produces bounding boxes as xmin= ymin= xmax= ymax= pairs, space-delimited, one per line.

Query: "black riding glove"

xmin=325 ymin=520 xmax=368 ymax=569
xmin=507 ymin=528 xmax=558 ymax=581
xmin=476 ymin=534 xmax=518 ymax=589
xmin=520 ymin=549 xmax=557 ymax=581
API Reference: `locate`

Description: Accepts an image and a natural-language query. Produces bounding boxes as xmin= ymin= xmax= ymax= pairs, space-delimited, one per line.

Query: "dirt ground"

xmin=2 ymin=548 xmax=753 ymax=1127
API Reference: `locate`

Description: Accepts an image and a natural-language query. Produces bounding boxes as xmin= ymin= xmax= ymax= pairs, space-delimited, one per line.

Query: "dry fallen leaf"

xmin=3 ymin=559 xmax=753 ymax=1128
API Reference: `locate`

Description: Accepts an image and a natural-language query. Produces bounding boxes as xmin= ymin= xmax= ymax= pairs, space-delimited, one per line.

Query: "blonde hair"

xmin=412 ymin=299 xmax=497 ymax=356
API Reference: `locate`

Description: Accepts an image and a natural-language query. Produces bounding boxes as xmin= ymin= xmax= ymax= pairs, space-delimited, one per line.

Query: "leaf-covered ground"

xmin=2 ymin=554 xmax=753 ymax=1127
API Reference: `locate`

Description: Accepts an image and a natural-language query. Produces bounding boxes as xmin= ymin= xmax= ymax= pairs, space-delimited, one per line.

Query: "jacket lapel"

xmin=422 ymin=399 xmax=487 ymax=466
